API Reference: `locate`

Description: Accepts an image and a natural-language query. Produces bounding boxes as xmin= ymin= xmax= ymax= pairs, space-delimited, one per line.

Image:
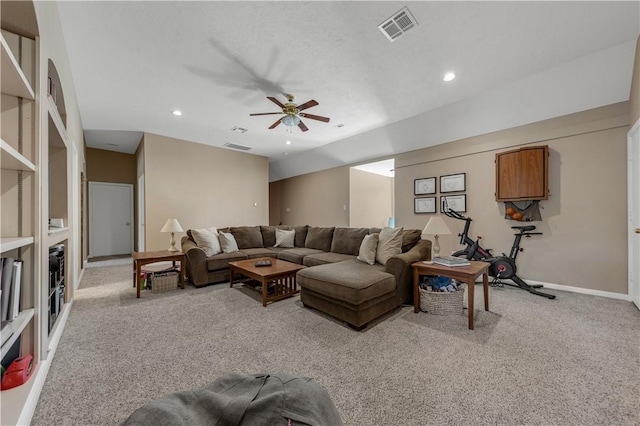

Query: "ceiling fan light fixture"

xmin=282 ymin=115 xmax=301 ymax=127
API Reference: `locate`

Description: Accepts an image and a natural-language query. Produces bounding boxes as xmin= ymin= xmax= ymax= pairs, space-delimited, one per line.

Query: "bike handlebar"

xmin=443 ymin=208 xmax=469 ymax=221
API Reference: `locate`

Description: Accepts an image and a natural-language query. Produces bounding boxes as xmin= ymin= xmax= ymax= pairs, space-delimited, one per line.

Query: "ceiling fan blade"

xmin=299 ymin=112 xmax=330 ymax=123
xmin=267 ymin=96 xmax=285 ymax=108
xmin=250 ymin=112 xmax=284 ymax=116
xmin=269 ymin=118 xmax=283 ymax=129
xmin=298 ymin=120 xmax=309 ymax=132
xmin=296 ymin=99 xmax=319 ymax=112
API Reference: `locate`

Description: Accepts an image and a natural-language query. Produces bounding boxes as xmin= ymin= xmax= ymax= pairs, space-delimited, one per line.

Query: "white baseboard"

xmin=503 ymin=278 xmax=631 ymax=301
xmin=19 ymin=299 xmax=74 ymax=425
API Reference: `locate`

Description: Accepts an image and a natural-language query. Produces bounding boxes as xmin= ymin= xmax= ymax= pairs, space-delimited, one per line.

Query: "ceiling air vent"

xmin=223 ymin=142 xmax=252 ymax=151
xmin=378 ymin=7 xmax=418 ymax=42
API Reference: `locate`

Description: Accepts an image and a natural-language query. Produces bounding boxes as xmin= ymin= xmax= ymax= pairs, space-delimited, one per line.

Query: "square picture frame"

xmin=441 ymin=194 xmax=466 ymax=213
xmin=414 ymin=177 xmax=436 ymax=195
xmin=440 ymin=173 xmax=466 ymax=193
xmin=414 ymin=197 xmax=437 ymax=214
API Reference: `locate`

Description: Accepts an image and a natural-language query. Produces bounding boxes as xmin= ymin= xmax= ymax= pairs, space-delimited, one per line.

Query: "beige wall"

xmin=86 ymin=147 xmax=136 ymax=184
xmin=395 ymin=102 xmax=629 ymax=294
xmin=631 ymin=35 xmax=640 ymax=124
xmin=142 ymin=133 xmax=269 ymax=250
xmin=271 ymin=166 xmax=349 ymax=226
xmin=349 ymin=168 xmax=393 ymax=228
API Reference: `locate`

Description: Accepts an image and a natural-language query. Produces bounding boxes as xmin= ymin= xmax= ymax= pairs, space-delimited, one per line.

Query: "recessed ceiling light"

xmin=231 ymin=126 xmax=247 ymax=133
xmin=285 ymin=140 xmax=292 ymax=145
xmin=172 ymin=110 xmax=183 ymax=116
xmin=443 ymin=72 xmax=456 ymax=82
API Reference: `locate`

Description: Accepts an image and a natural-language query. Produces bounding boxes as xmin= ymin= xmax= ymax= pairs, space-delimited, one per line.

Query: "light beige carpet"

xmin=31 ymin=261 xmax=640 ymax=425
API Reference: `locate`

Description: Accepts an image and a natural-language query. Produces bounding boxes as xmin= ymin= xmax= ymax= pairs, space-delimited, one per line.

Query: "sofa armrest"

xmin=181 ymin=236 xmax=209 ymax=286
xmin=384 ymin=239 xmax=431 ymax=304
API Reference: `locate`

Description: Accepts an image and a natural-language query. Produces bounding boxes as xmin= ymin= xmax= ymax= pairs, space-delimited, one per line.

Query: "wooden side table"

xmin=132 ymin=251 xmax=186 ymax=298
xmin=412 ymin=260 xmax=490 ymax=330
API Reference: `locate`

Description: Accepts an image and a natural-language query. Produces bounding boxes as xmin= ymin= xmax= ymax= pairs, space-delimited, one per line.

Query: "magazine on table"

xmin=432 ymin=256 xmax=471 ymax=267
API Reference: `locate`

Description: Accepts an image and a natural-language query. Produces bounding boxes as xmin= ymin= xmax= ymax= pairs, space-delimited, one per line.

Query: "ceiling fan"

xmin=249 ymin=94 xmax=330 ymax=132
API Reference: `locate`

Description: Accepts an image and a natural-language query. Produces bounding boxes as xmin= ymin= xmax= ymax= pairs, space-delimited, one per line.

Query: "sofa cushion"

xmin=303 ymin=252 xmax=356 ymax=267
xmin=274 ymin=229 xmax=295 ymax=248
xmin=190 ymin=227 xmax=222 ymax=256
xmin=239 ymin=248 xmax=279 ymax=259
xmin=305 ymin=227 xmax=334 ymax=252
xmin=294 ymin=225 xmax=308 ymax=248
xmin=297 ymin=260 xmax=394 ymax=305
xmin=376 ymin=227 xmax=403 ymax=265
xmin=207 ymin=251 xmax=248 ymax=271
xmin=219 ymin=232 xmax=239 ymax=253
xmin=230 ymin=226 xmax=264 ymax=249
xmin=401 ymin=229 xmax=422 ymax=253
xmin=260 ymin=225 xmax=292 ymax=247
xmin=330 ymin=227 xmax=369 ymax=255
xmin=277 ymin=248 xmax=325 ymax=265
xmin=357 ymin=233 xmax=379 ymax=265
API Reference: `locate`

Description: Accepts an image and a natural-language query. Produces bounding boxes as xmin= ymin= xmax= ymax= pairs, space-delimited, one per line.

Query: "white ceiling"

xmin=55 ymin=1 xmax=639 ymax=179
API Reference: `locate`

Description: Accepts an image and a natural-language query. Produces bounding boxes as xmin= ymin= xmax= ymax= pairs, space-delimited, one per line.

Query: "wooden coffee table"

xmin=229 ymin=257 xmax=305 ymax=307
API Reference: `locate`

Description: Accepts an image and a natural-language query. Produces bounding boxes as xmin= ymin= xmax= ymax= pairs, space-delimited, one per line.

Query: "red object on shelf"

xmin=1 ymin=355 xmax=34 ymax=390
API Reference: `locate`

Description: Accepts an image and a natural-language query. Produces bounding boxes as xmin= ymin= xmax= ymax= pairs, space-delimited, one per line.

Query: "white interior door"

xmin=89 ymin=182 xmax=133 ymax=257
xmin=628 ymin=119 xmax=640 ymax=309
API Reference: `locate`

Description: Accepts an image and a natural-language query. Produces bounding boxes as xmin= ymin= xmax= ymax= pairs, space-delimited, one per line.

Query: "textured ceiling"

xmin=55 ymin=1 xmax=639 ymax=176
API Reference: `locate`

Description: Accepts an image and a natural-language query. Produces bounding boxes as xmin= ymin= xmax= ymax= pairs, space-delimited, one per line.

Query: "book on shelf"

xmin=432 ymin=256 xmax=471 ymax=267
xmin=1 ymin=258 xmax=14 ymax=321
xmin=0 ymin=258 xmax=23 ymax=321
xmin=10 ymin=260 xmax=22 ymax=320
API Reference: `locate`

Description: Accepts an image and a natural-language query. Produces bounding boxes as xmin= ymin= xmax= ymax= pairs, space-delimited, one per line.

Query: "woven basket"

xmin=151 ymin=272 xmax=179 ymax=293
xmin=419 ymin=284 xmax=466 ymax=315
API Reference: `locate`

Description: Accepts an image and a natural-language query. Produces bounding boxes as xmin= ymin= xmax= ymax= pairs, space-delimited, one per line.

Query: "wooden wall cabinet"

xmin=495 ymin=145 xmax=549 ymax=201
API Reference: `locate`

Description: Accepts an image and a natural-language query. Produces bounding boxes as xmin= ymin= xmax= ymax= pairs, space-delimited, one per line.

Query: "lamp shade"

xmin=422 ymin=216 xmax=451 ymax=236
xmin=161 ymin=218 xmax=183 ymax=233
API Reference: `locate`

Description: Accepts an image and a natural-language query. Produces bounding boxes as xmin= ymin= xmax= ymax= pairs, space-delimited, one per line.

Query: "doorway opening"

xmin=349 ymin=159 xmax=395 ymax=228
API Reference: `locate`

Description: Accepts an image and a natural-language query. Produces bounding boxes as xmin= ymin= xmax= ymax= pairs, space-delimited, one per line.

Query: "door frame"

xmin=628 ymin=118 xmax=640 ymax=309
xmin=88 ymin=181 xmax=134 ymax=258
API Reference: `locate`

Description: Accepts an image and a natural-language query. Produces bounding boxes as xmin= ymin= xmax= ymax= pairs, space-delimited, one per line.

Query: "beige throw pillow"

xmin=376 ymin=227 xmax=404 ymax=265
xmin=219 ymin=232 xmax=239 ymax=253
xmin=274 ymin=229 xmax=295 ymax=248
xmin=190 ymin=227 xmax=221 ymax=256
xmin=357 ymin=233 xmax=379 ymax=265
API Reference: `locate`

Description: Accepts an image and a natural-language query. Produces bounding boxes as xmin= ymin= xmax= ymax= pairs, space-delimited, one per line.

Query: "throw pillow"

xmin=218 ymin=232 xmax=239 ymax=253
xmin=274 ymin=229 xmax=295 ymax=248
xmin=190 ymin=227 xmax=221 ymax=256
xmin=356 ymin=233 xmax=379 ymax=265
xmin=376 ymin=227 xmax=404 ymax=265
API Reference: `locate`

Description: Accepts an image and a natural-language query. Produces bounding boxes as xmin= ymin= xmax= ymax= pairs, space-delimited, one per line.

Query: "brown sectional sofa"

xmin=181 ymin=225 xmax=431 ymax=329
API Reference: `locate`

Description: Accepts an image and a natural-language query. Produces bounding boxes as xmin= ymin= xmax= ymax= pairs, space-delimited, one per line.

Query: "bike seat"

xmin=511 ymin=225 xmax=536 ymax=232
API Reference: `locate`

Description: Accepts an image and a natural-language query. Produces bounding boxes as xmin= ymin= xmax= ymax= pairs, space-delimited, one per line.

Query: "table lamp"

xmin=161 ymin=218 xmax=183 ymax=252
xmin=422 ymin=216 xmax=451 ymax=258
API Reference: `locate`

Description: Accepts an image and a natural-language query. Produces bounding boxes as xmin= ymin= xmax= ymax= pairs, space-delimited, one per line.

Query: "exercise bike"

xmin=443 ymin=208 xmax=556 ymax=300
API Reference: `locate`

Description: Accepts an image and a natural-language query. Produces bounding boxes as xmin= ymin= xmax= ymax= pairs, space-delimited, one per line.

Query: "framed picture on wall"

xmin=440 ymin=173 xmax=466 ymax=193
xmin=441 ymin=194 xmax=466 ymax=213
xmin=414 ymin=197 xmax=437 ymax=214
xmin=414 ymin=177 xmax=436 ymax=195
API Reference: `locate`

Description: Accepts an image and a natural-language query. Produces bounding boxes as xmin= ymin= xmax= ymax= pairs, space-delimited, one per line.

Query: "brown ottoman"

xmin=297 ymin=260 xmax=400 ymax=330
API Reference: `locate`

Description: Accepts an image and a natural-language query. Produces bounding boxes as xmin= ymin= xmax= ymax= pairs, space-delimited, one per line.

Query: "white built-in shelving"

xmin=0 ymin=34 xmax=35 ymax=100
xmin=1 ymin=139 xmax=36 ymax=171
